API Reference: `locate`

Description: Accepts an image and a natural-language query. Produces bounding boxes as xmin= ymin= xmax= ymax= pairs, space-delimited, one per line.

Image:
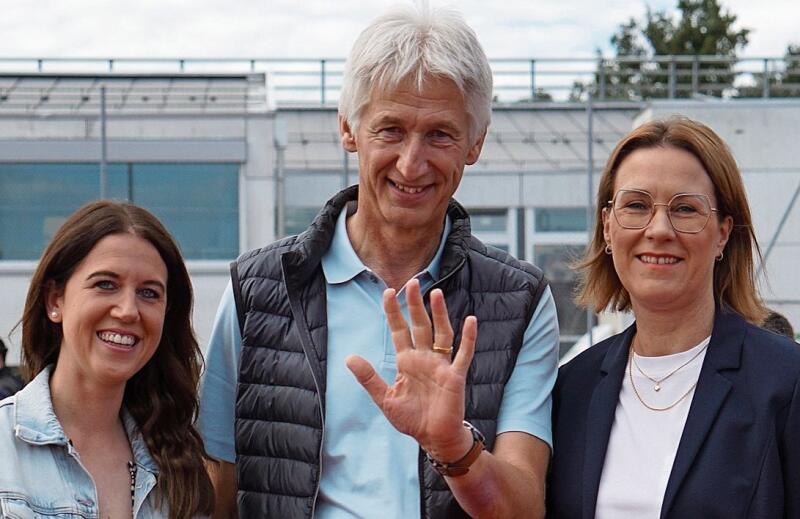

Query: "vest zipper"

xmin=422 ymin=256 xmax=467 ymax=297
xmin=419 ymin=254 xmax=467 ymax=518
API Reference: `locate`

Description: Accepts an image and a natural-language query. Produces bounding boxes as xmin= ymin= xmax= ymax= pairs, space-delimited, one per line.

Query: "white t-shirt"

xmin=596 ymin=337 xmax=710 ymax=519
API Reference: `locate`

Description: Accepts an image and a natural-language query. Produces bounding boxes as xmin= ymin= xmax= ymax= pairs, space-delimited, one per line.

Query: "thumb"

xmin=346 ymin=355 xmax=389 ymax=409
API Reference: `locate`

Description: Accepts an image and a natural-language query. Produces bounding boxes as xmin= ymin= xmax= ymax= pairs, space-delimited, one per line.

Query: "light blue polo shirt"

xmin=198 ymin=208 xmax=559 ymax=518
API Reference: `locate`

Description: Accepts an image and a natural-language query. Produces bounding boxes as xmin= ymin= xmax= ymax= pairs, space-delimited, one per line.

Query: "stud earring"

xmin=50 ymin=311 xmax=58 ymax=318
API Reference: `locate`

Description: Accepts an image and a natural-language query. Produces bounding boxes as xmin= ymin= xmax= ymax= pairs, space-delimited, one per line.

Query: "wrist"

xmin=424 ymin=425 xmax=474 ymax=463
xmin=425 ymin=421 xmax=486 ymax=478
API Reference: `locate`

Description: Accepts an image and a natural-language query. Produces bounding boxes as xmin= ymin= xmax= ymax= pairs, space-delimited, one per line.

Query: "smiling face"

xmin=47 ymin=232 xmax=168 ymax=388
xmin=340 ymin=76 xmax=486 ymax=236
xmin=603 ymin=146 xmax=732 ymax=313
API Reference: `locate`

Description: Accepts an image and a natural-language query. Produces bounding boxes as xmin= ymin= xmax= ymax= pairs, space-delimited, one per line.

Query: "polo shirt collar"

xmin=321 ymin=205 xmax=451 ymax=285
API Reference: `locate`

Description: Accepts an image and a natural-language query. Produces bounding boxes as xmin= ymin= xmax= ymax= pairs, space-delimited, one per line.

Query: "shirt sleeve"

xmin=495 ymin=285 xmax=560 ymax=450
xmin=197 ymin=282 xmax=242 ymax=463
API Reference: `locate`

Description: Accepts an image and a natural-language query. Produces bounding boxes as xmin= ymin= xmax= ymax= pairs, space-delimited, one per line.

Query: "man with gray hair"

xmin=198 ymin=6 xmax=558 ymax=518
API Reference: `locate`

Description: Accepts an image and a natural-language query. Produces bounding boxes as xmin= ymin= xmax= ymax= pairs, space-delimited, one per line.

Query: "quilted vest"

xmin=232 ymin=185 xmax=548 ymax=518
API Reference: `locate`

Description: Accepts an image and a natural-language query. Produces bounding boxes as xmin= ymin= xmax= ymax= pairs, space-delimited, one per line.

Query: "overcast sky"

xmin=1 ymin=0 xmax=797 ymax=60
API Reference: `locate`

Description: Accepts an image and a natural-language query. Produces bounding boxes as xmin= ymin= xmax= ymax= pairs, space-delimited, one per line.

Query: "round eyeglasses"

xmin=608 ymin=189 xmax=719 ymax=234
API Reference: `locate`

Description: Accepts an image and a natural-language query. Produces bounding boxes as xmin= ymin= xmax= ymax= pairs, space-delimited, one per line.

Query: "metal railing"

xmin=1 ymin=55 xmax=798 ymax=105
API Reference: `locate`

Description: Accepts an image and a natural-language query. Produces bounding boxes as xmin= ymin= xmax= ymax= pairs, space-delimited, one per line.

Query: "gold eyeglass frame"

xmin=607 ymin=189 xmax=719 ymax=234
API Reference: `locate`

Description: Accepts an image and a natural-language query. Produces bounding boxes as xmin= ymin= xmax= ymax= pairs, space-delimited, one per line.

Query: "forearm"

xmin=425 ymin=430 xmax=548 ymax=519
xmin=446 ymin=451 xmax=544 ymax=519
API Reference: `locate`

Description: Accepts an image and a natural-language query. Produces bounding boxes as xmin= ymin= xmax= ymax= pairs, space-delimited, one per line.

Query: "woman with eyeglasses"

xmin=547 ymin=117 xmax=800 ymax=518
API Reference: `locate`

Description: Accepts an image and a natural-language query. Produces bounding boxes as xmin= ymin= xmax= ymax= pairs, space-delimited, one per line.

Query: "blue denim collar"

xmin=14 ymin=364 xmax=158 ymax=474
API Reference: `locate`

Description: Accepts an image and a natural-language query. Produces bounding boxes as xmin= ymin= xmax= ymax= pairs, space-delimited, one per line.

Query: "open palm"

xmin=346 ymin=279 xmax=477 ymax=460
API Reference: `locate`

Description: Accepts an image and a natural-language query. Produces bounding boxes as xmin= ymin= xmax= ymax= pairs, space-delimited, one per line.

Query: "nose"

xmin=644 ymin=203 xmax=675 ymax=239
xmin=395 ymin=136 xmax=429 ymax=182
xmin=111 ymin=289 xmax=140 ymax=323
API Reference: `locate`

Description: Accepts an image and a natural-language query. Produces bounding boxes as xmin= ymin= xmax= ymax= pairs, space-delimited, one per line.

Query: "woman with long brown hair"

xmin=0 ymin=200 xmax=213 ymax=518
xmin=548 ymin=117 xmax=800 ymax=517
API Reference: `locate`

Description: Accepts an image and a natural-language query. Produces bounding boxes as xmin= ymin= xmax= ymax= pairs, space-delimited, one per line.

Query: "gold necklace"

xmin=631 ymin=339 xmax=709 ymax=392
xmin=627 ymin=345 xmax=700 ymax=412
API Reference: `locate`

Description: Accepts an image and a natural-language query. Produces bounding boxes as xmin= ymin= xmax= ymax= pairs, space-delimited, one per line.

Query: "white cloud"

xmin=0 ymin=0 xmax=796 ymax=59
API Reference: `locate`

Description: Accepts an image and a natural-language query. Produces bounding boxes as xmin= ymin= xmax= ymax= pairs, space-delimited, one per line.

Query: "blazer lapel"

xmin=582 ymin=325 xmax=634 ymax=518
xmin=660 ymin=310 xmax=745 ymax=518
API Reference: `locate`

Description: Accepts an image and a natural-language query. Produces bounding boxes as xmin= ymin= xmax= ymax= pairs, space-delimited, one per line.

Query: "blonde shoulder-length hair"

xmin=575 ymin=116 xmax=767 ymax=323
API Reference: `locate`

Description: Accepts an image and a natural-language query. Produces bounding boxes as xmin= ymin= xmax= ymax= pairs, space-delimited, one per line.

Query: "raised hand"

xmin=345 ymin=278 xmax=478 ymax=462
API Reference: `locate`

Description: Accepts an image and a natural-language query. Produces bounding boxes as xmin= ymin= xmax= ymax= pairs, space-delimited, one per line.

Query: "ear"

xmin=339 ymin=115 xmax=358 ymax=153
xmin=45 ymin=280 xmax=64 ymax=323
xmin=602 ymin=206 xmax=612 ymax=244
xmin=717 ymin=215 xmax=733 ymax=254
xmin=465 ymin=128 xmax=488 ymax=165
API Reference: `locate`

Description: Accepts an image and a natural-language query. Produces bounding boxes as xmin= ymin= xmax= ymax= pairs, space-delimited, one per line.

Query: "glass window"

xmin=535 ymin=244 xmax=592 ymax=357
xmin=535 ymin=207 xmax=587 ymax=232
xmin=131 ymin=164 xmax=239 ymax=259
xmin=285 ymin=206 xmax=322 ymax=236
xmin=0 ymin=162 xmax=239 ymax=260
xmin=470 ymin=209 xmax=508 ymax=233
xmin=0 ymin=163 xmax=126 ymax=260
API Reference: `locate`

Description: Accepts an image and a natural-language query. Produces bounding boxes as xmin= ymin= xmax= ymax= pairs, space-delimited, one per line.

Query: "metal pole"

xmin=763 ymin=59 xmax=770 ymax=99
xmin=668 ymin=57 xmax=676 ymax=99
xmin=276 ymin=148 xmax=285 ymax=237
xmin=585 ymin=93 xmax=594 ymax=347
xmin=100 ymin=85 xmax=108 ymax=199
xmin=530 ymin=59 xmax=536 ymax=101
xmin=598 ymin=59 xmax=606 ymax=100
xmin=321 ymin=59 xmax=326 ymax=105
xmin=273 ymin=118 xmax=288 ymax=238
xmin=758 ymin=180 xmax=800 ymax=277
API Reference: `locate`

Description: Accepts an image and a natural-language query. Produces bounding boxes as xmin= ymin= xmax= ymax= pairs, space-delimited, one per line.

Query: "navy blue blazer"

xmin=547 ymin=308 xmax=800 ymax=518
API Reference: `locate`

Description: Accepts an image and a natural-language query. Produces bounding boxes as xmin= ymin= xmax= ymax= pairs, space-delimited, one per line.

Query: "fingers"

xmin=345 ymin=355 xmax=389 ymax=408
xmin=383 ymin=288 xmax=414 ymax=353
xmin=430 ymin=288 xmax=454 ymax=353
xmin=452 ymin=316 xmax=477 ymax=374
xmin=406 ymin=279 xmax=433 ymax=350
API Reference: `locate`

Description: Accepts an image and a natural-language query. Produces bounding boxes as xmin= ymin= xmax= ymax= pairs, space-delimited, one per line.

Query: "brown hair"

xmin=576 ymin=117 xmax=767 ymax=323
xmin=20 ymin=200 xmax=213 ymax=518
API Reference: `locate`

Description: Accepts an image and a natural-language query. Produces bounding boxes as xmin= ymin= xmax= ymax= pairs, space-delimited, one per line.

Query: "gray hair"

xmin=339 ymin=5 xmax=493 ymax=140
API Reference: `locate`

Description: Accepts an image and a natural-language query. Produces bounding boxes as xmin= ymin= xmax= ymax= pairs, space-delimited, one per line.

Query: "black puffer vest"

xmin=232 ymin=186 xmax=548 ymax=518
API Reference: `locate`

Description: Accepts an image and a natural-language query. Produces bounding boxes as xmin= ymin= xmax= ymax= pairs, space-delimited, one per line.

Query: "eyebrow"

xmin=86 ymin=271 xmax=167 ymax=292
xmin=370 ymin=114 xmax=463 ymax=137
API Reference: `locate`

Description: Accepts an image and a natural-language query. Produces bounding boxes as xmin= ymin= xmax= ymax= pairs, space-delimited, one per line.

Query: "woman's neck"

xmin=631 ymin=295 xmax=716 ymax=357
xmin=49 ymin=364 xmax=127 ymax=442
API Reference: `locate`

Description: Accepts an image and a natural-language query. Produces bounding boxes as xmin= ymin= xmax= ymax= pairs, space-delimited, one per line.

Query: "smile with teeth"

xmin=639 ymin=255 xmax=680 ymax=265
xmin=390 ymin=180 xmax=425 ymax=194
xmin=97 ymin=331 xmax=138 ymax=347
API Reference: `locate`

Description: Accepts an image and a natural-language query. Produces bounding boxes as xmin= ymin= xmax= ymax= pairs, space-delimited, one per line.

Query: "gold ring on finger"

xmin=432 ymin=343 xmax=453 ymax=355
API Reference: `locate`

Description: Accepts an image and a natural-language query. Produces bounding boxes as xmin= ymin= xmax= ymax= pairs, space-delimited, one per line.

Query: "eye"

xmin=623 ymin=201 xmax=650 ymax=211
xmin=430 ymin=129 xmax=453 ymax=140
xmin=138 ymin=288 xmax=162 ymax=300
xmin=94 ymin=280 xmax=117 ymax=290
xmin=672 ymin=203 xmax=699 ymax=214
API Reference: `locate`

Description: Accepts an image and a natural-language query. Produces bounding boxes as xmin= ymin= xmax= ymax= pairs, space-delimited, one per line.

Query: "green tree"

xmin=582 ymin=0 xmax=750 ymax=100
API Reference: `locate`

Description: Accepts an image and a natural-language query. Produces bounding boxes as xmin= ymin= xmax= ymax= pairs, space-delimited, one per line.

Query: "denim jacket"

xmin=0 ymin=366 xmax=165 ymax=518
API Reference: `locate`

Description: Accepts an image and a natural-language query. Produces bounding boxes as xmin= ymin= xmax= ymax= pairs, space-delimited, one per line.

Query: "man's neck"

xmin=346 ymin=211 xmax=445 ymax=291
